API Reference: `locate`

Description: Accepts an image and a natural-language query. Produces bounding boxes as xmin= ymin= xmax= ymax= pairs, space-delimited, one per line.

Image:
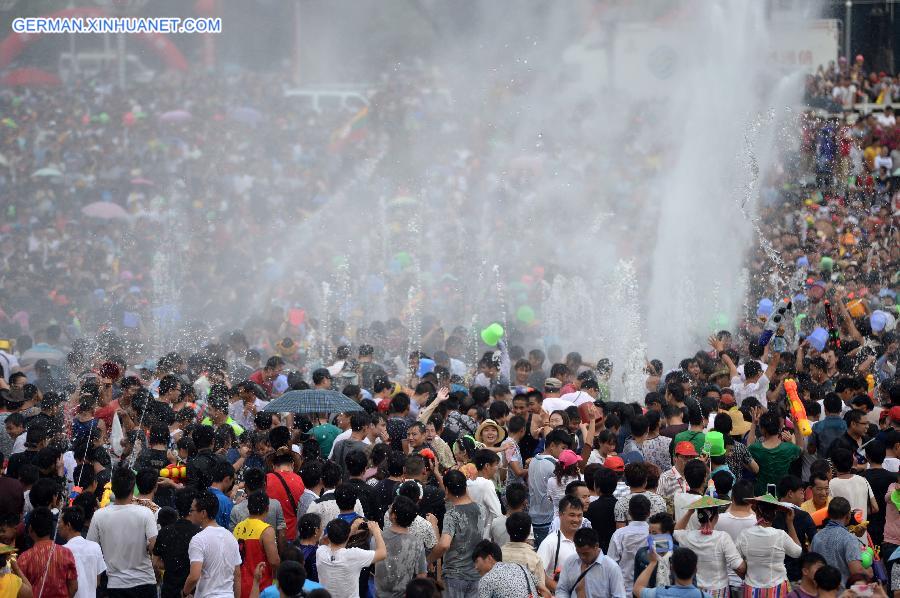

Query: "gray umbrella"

xmin=263 ymin=389 xmax=364 ymax=414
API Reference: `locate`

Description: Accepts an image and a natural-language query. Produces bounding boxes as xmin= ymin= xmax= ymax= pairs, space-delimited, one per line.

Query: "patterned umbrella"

xmin=263 ymin=389 xmax=364 ymax=414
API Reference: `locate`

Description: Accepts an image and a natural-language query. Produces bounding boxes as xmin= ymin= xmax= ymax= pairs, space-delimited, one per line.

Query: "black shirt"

xmin=148 ymin=400 xmax=176 ymax=426
xmin=187 ymin=450 xmax=226 ymax=489
xmin=585 ymin=495 xmax=617 ymax=554
xmin=828 ymin=433 xmax=866 ymax=463
xmin=6 ymin=449 xmax=39 ymax=481
xmin=0 ymin=475 xmax=24 ymax=518
xmin=518 ymin=414 xmax=538 ymax=460
xmin=136 ymin=447 xmax=174 ymax=508
xmin=374 ymin=478 xmax=401 ymax=525
xmin=153 ymin=518 xmax=201 ymax=598
xmin=346 ymin=477 xmax=379 ymax=521
xmin=862 ymin=467 xmax=897 ymax=545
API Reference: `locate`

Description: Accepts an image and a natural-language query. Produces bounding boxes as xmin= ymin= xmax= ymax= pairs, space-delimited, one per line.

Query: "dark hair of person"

xmin=671 ymin=547 xmax=699 ymax=580
xmin=298 ymin=513 xmax=322 ymax=541
xmin=326 ymin=518 xmax=351 ymax=545
xmin=470 ymin=539 xmax=502 ymax=563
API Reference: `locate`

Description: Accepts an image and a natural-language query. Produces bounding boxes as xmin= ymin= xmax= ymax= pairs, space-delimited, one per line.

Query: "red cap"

xmin=604 ymin=456 xmax=625 ymax=472
xmin=890 ymin=406 xmax=900 ymax=423
xmin=675 ymin=441 xmax=699 ymax=457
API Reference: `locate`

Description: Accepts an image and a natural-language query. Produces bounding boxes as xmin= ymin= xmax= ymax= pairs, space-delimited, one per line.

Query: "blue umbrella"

xmin=264 ymin=389 xmax=364 ymax=414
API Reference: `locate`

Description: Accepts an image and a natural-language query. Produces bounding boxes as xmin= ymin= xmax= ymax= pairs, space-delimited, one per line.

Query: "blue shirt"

xmin=811 ymin=415 xmax=847 ymax=458
xmin=640 ymin=586 xmax=713 ymax=598
xmin=810 ymin=520 xmax=862 ymax=587
xmin=527 ymin=454 xmax=558 ymax=526
xmin=209 ymin=487 xmax=233 ymax=529
xmin=259 ymin=579 xmax=324 ymax=597
xmin=556 ymin=552 xmax=626 ymax=598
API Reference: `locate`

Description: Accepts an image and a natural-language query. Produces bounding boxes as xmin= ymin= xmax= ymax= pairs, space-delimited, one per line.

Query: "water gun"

xmin=160 ymin=464 xmax=187 ymax=480
xmin=823 ymin=300 xmax=841 ymax=350
xmin=866 ymin=374 xmax=875 ymax=398
xmin=848 ymin=510 xmax=869 ymax=536
xmin=812 ymin=506 xmax=865 ymax=527
xmin=99 ymin=481 xmax=112 ymax=508
xmin=68 ymin=486 xmax=83 ymax=506
xmin=759 ymin=298 xmax=791 ymax=347
xmin=784 ymin=379 xmax=811 ymax=436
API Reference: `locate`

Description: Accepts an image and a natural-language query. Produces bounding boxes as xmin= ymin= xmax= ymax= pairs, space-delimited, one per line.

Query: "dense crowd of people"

xmin=0 ymin=38 xmax=898 ymax=598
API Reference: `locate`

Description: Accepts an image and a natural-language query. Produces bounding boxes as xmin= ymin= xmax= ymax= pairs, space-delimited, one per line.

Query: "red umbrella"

xmin=1 ymin=68 xmax=61 ymax=88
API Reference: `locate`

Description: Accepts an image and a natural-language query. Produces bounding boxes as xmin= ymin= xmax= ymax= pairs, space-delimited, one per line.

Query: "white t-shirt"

xmin=876 ymin=113 xmax=896 ymax=127
xmin=883 ymin=457 xmax=900 ymax=473
xmin=673 ymin=529 xmax=743 ymax=590
xmin=730 ymin=374 xmax=769 ymax=408
xmin=736 ymin=526 xmax=801 ymax=588
xmin=829 ymin=475 xmax=876 ymax=520
xmin=315 ymin=545 xmax=376 ymax=598
xmin=875 ymin=155 xmax=894 ymax=172
xmin=673 ymin=492 xmax=702 ymax=524
xmin=65 ymin=535 xmax=106 ymax=598
xmin=715 ymin=510 xmax=758 ymax=589
xmin=11 ymin=433 xmax=25 ymax=455
xmin=86 ymin=503 xmax=157 ymax=589
xmin=188 ymin=525 xmax=242 ymax=598
xmin=467 ymin=477 xmax=502 ymax=538
xmin=537 ymin=530 xmax=577 ymax=577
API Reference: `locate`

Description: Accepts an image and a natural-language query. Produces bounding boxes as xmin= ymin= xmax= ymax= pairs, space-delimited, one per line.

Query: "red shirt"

xmin=249 ymin=370 xmax=274 ymax=398
xmin=266 ymin=471 xmax=305 ymax=541
xmin=18 ymin=539 xmax=78 ymax=598
xmin=94 ymin=399 xmax=119 ymax=431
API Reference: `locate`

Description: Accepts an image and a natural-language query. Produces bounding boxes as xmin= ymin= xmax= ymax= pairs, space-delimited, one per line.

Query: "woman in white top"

xmin=735 ymin=496 xmax=802 ymax=597
xmin=545 ymin=449 xmax=583 ymax=514
xmin=674 ymin=496 xmax=746 ymax=598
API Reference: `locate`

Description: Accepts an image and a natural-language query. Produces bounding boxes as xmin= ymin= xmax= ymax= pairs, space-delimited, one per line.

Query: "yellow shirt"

xmin=801 ymin=497 xmax=830 ymax=515
xmin=0 ymin=572 xmax=23 ymax=598
xmin=502 ymin=541 xmax=547 ymax=591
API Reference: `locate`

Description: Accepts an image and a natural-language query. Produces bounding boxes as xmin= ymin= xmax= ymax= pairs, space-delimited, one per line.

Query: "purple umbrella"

xmin=228 ymin=106 xmax=263 ymax=125
xmin=82 ymin=201 xmax=130 ymax=220
xmin=159 ymin=110 xmax=192 ymax=123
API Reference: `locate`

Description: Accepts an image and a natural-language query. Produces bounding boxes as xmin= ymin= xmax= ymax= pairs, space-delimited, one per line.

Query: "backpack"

xmin=343 ymin=513 xmax=372 ymax=549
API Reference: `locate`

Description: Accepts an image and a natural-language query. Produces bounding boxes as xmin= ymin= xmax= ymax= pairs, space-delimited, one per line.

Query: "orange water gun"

xmin=812 ymin=506 xmax=865 ymax=527
xmin=160 ymin=464 xmax=187 ymax=480
xmin=784 ymin=379 xmax=811 ymax=436
xmin=866 ymin=374 xmax=875 ymax=398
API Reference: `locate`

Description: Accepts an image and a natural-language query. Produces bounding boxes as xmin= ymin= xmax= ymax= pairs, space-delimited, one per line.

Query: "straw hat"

xmin=686 ymin=495 xmax=731 ymax=510
xmin=727 ymin=410 xmax=752 ymax=437
xmin=474 ymin=419 xmax=506 ymax=444
xmin=746 ymin=493 xmax=792 ymax=512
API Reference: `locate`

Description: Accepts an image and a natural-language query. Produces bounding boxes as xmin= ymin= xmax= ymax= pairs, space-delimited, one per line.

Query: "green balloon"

xmin=332 ymin=255 xmax=349 ymax=268
xmin=480 ymin=323 xmax=504 ymax=346
xmin=711 ymin=313 xmax=729 ymax=330
xmin=394 ymin=252 xmax=412 ymax=268
xmin=516 ymin=305 xmax=536 ymax=324
xmin=861 ymin=547 xmax=874 ymax=569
